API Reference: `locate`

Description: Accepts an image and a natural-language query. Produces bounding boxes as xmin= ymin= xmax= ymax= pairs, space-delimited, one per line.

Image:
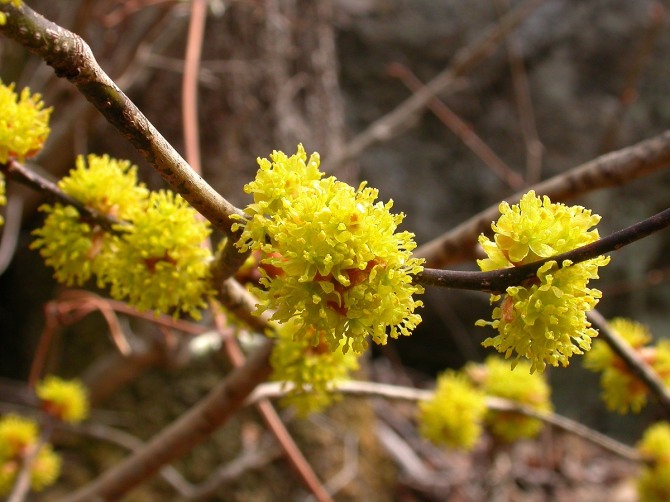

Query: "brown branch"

xmin=416 ymin=129 xmax=670 ymax=267
xmin=588 ymin=310 xmax=670 ymax=415
xmin=329 ymin=0 xmax=546 ymax=169
xmin=387 ymin=62 xmax=526 ymax=190
xmin=182 ymin=0 xmax=206 ymax=175
xmin=1 ymin=159 xmax=121 ymax=232
xmin=417 ymin=205 xmax=670 ymax=293
xmin=0 ymin=1 xmax=245 ymax=244
xmin=213 ymin=308 xmax=333 ymax=502
xmin=64 ymin=339 xmax=274 ymax=501
xmin=250 ymin=381 xmax=640 ymax=462
xmin=69 ymin=422 xmax=282 ymax=499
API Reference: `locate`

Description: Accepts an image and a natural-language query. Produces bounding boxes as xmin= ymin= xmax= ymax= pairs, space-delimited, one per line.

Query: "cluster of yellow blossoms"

xmin=0 ymin=377 xmax=88 ymax=496
xmin=418 ymin=357 xmax=552 ymax=450
xmin=32 ymin=154 xmax=213 ymax=318
xmin=476 ymin=191 xmax=610 ymax=373
xmin=0 ymin=80 xmax=51 ymax=225
xmin=234 ymin=145 xmax=424 ymax=354
xmin=584 ymin=318 xmax=670 ymax=414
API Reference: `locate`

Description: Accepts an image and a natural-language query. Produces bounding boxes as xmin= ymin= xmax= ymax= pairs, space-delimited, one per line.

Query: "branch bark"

xmin=64 ymin=340 xmax=274 ymax=501
xmin=0 ymin=1 xmax=245 ymax=242
xmin=416 ymin=129 xmax=670 ymax=267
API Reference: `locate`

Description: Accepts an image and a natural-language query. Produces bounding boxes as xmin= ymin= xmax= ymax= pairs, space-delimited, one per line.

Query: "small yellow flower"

xmin=418 ymin=371 xmax=487 ymax=450
xmin=0 ymin=414 xmax=61 ymax=495
xmin=468 ymin=356 xmax=552 ymax=442
xmin=584 ymin=318 xmax=670 ymax=414
xmin=234 ymin=145 xmax=424 ymax=353
xmin=0 ymin=80 xmax=51 ymax=162
xmin=102 ymin=190 xmax=213 ymax=318
xmin=31 ymin=154 xmax=148 ymax=286
xmin=477 ymin=191 xmax=609 ymax=372
xmin=638 ymin=422 xmax=670 ymax=502
xmin=36 ymin=376 xmax=89 ymax=424
xmin=29 ymin=444 xmax=61 ymax=492
xmin=0 ymin=415 xmax=37 ymax=459
xmin=270 ymin=319 xmax=360 ymax=416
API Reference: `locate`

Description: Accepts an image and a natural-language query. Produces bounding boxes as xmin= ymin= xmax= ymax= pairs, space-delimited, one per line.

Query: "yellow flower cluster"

xmin=0 ymin=415 xmax=61 ymax=495
xmin=467 ymin=356 xmax=552 ymax=442
xmin=36 ymin=376 xmax=89 ymax=424
xmin=0 ymin=80 xmax=51 ymax=163
xmin=32 ymin=154 xmax=148 ymax=286
xmin=234 ymin=145 xmax=424 ymax=353
xmin=584 ymin=318 xmax=670 ymax=414
xmin=270 ymin=319 xmax=360 ymax=416
xmin=102 ymin=190 xmax=213 ymax=318
xmin=638 ymin=422 xmax=670 ymax=502
xmin=477 ymin=191 xmax=609 ymax=373
xmin=32 ymin=154 xmax=213 ymax=318
xmin=418 ymin=371 xmax=487 ymax=450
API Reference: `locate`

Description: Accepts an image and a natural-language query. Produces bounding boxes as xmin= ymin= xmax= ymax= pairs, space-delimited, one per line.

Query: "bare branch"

xmin=64 ymin=339 xmax=274 ymax=501
xmin=416 ymin=129 xmax=670 ymax=267
xmin=249 ymin=380 xmax=640 ymax=462
xmin=0 ymin=1 xmax=245 ymax=242
xmin=329 ymin=0 xmax=546 ymax=169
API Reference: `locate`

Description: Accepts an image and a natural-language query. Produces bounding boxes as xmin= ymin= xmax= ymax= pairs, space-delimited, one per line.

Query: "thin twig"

xmin=1 ymin=159 xmax=120 ymax=232
xmin=588 ymin=309 xmax=670 ymax=415
xmin=0 ymin=1 xmax=245 ymax=243
xmin=598 ymin=2 xmax=666 ymax=154
xmin=182 ymin=0 xmax=206 ymax=175
xmin=329 ymin=0 xmax=546 ymax=169
xmin=249 ymin=380 xmax=640 ymax=462
xmin=64 ymin=339 xmax=274 ymax=501
xmin=416 ymin=129 xmax=670 ymax=267
xmin=387 ymin=62 xmax=526 ymax=190
xmin=417 ymin=206 xmax=670 ymax=293
xmin=492 ymin=0 xmax=543 ymax=183
xmin=213 ymin=307 xmax=333 ymax=502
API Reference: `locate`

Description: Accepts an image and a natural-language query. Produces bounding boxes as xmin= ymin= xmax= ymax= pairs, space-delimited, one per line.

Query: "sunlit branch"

xmin=417 ymin=206 xmax=670 ymax=294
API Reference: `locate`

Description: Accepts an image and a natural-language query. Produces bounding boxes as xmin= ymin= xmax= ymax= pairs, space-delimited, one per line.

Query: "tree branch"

xmin=64 ymin=339 xmax=274 ymax=501
xmin=329 ymin=0 xmax=546 ymax=169
xmin=249 ymin=380 xmax=640 ymax=462
xmin=588 ymin=310 xmax=670 ymax=415
xmin=0 ymin=1 xmax=245 ymax=243
xmin=416 ymin=129 xmax=670 ymax=267
xmin=416 ymin=206 xmax=670 ymax=293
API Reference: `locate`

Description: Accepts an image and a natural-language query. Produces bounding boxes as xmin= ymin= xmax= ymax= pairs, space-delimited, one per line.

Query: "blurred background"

xmin=2 ymin=0 xmax=670 ymax=500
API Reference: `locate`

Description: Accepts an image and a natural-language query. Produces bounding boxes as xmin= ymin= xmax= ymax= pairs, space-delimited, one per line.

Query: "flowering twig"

xmin=417 ymin=205 xmax=670 ymax=293
xmin=0 ymin=1 xmax=246 ymax=242
xmin=1 ymin=159 xmax=120 ymax=232
xmin=249 ymin=380 xmax=640 ymax=462
xmin=7 ymin=422 xmax=52 ymax=502
xmin=588 ymin=309 xmax=670 ymax=415
xmin=416 ymin=129 xmax=670 ymax=267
